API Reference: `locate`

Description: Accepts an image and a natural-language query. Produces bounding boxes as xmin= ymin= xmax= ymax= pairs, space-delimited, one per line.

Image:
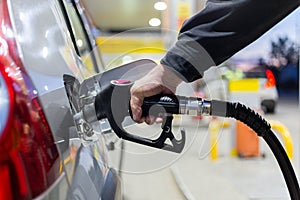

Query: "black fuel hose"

xmin=212 ymin=100 xmax=300 ymax=200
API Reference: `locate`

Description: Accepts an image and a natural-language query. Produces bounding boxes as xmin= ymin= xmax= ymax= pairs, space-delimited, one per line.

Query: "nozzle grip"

xmin=141 ymin=94 xmax=180 ymax=117
xmin=95 ymin=82 xmax=184 ymax=153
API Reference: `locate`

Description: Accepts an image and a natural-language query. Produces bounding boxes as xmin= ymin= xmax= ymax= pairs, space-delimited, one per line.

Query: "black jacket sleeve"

xmin=160 ymin=0 xmax=300 ymax=82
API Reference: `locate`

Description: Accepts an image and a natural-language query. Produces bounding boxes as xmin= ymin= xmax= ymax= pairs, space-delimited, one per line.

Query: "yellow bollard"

xmin=209 ymin=119 xmax=293 ymax=160
xmin=210 ymin=120 xmax=219 ymax=160
xmin=269 ymin=120 xmax=293 ymax=159
xmin=209 ymin=119 xmax=231 ymax=160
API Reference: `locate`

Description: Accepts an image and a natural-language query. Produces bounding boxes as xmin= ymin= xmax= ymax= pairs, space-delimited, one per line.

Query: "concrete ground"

xmin=119 ymin=99 xmax=299 ymax=200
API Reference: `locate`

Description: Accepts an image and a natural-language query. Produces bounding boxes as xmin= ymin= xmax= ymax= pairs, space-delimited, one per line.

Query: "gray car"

xmin=0 ymin=0 xmax=123 ymax=199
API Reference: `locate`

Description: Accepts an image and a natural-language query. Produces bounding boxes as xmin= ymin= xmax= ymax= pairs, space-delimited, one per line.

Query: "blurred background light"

xmin=154 ymin=1 xmax=167 ymax=11
xmin=149 ymin=18 xmax=161 ymax=27
xmin=76 ymin=39 xmax=83 ymax=47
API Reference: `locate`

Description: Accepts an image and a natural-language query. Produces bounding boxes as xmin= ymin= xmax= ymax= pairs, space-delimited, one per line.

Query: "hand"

xmin=130 ymin=64 xmax=182 ymax=124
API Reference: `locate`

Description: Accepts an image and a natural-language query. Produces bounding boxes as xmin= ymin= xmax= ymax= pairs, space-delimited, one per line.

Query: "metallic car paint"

xmin=6 ymin=0 xmax=121 ymax=198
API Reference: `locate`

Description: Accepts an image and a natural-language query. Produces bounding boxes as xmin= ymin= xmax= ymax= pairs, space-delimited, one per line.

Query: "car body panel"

xmin=4 ymin=0 xmax=122 ymax=198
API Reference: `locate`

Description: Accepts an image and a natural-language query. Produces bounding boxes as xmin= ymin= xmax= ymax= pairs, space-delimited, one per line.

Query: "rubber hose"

xmin=264 ymin=130 xmax=300 ymax=199
xmin=224 ymin=101 xmax=300 ymax=200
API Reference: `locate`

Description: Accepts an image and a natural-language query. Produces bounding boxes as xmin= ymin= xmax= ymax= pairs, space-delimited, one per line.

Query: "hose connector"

xmin=178 ymin=96 xmax=212 ymax=116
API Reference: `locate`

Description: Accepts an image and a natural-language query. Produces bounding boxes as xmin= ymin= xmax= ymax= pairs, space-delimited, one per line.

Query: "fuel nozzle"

xmin=92 ymin=78 xmax=215 ymax=153
xmin=64 ymin=72 xmax=211 ymax=153
xmin=94 ymin=80 xmax=188 ymax=153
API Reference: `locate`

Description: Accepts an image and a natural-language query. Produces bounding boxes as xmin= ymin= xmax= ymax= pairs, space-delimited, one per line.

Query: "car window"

xmin=72 ymin=1 xmax=105 ymax=72
xmin=62 ymin=0 xmax=100 ymax=76
xmin=9 ymin=0 xmax=86 ymax=95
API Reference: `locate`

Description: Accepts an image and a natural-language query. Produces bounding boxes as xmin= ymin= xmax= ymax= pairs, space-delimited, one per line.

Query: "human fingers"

xmin=130 ymin=76 xmax=164 ymax=123
xmin=130 ymin=89 xmax=145 ymax=123
xmin=145 ymin=115 xmax=156 ymax=125
xmin=130 ymin=64 xmax=182 ymax=123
